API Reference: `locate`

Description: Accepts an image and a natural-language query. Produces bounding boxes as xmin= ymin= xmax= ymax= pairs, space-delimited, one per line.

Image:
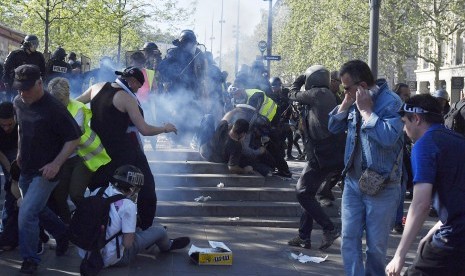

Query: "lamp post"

xmin=219 ymin=0 xmax=225 ymax=69
xmin=368 ymin=0 xmax=381 ymax=79
xmin=264 ymin=0 xmax=273 ymax=76
xmin=234 ymin=0 xmax=240 ymax=75
xmin=210 ymin=15 xmax=215 ymax=52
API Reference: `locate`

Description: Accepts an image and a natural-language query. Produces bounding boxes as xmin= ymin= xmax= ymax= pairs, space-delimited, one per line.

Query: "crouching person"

xmin=77 ymin=165 xmax=190 ymax=274
xmin=199 ymin=118 xmax=254 ymax=174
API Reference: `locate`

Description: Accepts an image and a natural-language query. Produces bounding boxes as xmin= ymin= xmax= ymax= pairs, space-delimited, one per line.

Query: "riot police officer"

xmin=45 ymin=47 xmax=72 ymax=84
xmin=68 ymin=52 xmax=82 ymax=72
xmin=158 ymin=29 xmax=207 ymax=97
xmin=2 ymin=35 xmax=46 ymax=101
xmin=157 ymin=30 xmax=207 ymax=146
xmin=142 ymin=42 xmax=162 ymax=71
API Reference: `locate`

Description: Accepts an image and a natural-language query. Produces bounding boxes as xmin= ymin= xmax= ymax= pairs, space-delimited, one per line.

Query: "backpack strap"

xmin=104 ymin=193 xmax=126 ymax=258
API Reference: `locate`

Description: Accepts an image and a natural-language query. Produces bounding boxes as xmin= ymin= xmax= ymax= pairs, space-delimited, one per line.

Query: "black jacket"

xmin=3 ymin=48 xmax=46 ymax=88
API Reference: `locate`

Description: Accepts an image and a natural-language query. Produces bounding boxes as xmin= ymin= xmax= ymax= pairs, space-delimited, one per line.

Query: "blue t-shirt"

xmin=411 ymin=124 xmax=465 ymax=250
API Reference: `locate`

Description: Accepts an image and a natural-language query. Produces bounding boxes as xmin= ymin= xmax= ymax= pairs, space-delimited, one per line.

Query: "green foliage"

xmin=249 ymin=0 xmax=465 ymax=86
xmin=0 ymin=0 xmax=195 ymax=68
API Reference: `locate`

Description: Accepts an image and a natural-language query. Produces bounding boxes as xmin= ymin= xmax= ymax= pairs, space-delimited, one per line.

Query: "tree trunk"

xmin=44 ymin=0 xmax=50 ymax=56
xmin=117 ymin=27 xmax=122 ymax=65
xmin=395 ymin=58 xmax=406 ymax=83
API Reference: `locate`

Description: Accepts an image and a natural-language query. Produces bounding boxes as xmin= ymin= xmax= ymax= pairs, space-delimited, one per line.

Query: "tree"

xmin=0 ymin=0 xmax=196 ymax=69
xmin=410 ymin=0 xmax=465 ymax=89
xmin=14 ymin=0 xmax=85 ymax=55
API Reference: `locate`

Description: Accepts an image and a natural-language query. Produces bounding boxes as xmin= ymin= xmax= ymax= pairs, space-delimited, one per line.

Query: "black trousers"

xmin=296 ymin=161 xmax=337 ymax=239
xmin=406 ymin=238 xmax=465 ymax=276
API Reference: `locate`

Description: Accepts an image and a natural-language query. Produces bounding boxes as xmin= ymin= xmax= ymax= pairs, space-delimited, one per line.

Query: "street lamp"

xmin=234 ymin=0 xmax=240 ymax=75
xmin=264 ymin=0 xmax=273 ymax=76
xmin=219 ymin=0 xmax=225 ymax=69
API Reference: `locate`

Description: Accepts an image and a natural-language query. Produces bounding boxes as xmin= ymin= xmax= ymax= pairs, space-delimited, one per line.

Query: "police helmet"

xmin=251 ymin=60 xmax=266 ymax=72
xmin=179 ymin=29 xmax=197 ymax=44
xmin=69 ymin=52 xmax=77 ymax=60
xmin=143 ymin=42 xmax=158 ymax=51
xmin=431 ymin=89 xmax=449 ymax=101
xmin=112 ymin=165 xmax=144 ymax=193
xmin=304 ymin=65 xmax=330 ymax=90
xmin=269 ymin=77 xmax=282 ymax=87
xmin=21 ymin=35 xmax=39 ymax=49
xmin=51 ymin=47 xmax=67 ymax=61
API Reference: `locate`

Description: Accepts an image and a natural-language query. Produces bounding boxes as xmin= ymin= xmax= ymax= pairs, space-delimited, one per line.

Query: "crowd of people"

xmin=0 ymin=30 xmax=464 ymax=276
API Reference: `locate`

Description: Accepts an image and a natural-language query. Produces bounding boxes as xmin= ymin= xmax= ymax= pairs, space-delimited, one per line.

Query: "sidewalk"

xmin=0 ymin=220 xmax=434 ymax=275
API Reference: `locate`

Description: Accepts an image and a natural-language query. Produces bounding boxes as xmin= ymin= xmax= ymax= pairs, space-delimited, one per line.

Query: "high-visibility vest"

xmin=245 ymin=89 xmax=277 ymax=122
xmin=67 ymin=99 xmax=111 ymax=172
xmin=137 ymin=68 xmax=156 ymax=102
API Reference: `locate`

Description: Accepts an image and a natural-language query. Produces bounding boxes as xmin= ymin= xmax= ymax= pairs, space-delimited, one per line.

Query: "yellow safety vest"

xmin=245 ymin=89 xmax=277 ymax=121
xmin=67 ymin=99 xmax=111 ymax=172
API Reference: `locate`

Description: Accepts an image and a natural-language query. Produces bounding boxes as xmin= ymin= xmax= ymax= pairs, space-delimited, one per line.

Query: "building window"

xmin=456 ymin=31 xmax=464 ymax=65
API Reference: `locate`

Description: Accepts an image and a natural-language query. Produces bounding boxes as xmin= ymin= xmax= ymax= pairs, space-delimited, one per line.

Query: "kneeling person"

xmin=79 ymin=165 xmax=190 ymax=268
xmin=200 ymin=119 xmax=253 ymax=174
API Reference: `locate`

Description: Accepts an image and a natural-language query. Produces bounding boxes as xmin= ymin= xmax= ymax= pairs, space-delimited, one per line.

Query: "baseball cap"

xmin=12 ymin=64 xmax=41 ymax=90
xmin=115 ymin=66 xmax=145 ymax=85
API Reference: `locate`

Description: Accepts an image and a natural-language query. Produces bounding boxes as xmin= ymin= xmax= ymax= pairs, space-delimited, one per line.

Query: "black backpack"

xmin=444 ymin=100 xmax=465 ymax=136
xmin=69 ymin=187 xmax=125 ymax=276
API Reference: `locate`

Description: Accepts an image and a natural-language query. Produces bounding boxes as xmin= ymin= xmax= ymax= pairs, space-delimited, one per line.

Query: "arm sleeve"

xmin=120 ymin=201 xmax=137 ymax=233
xmin=328 ymin=105 xmax=349 ymax=134
xmin=360 ymin=100 xmax=404 ymax=147
xmin=411 ymin=138 xmax=438 ymax=185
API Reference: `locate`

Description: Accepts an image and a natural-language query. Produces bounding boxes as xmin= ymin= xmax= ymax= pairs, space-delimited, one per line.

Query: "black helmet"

xmin=21 ymin=35 xmax=39 ymax=49
xmin=51 ymin=47 xmax=67 ymax=61
xmin=112 ymin=165 xmax=144 ymax=193
xmin=179 ymin=29 xmax=197 ymax=44
xmin=304 ymin=65 xmax=330 ymax=90
xmin=69 ymin=52 xmax=77 ymax=60
xmin=143 ymin=42 xmax=158 ymax=51
xmin=269 ymin=77 xmax=282 ymax=87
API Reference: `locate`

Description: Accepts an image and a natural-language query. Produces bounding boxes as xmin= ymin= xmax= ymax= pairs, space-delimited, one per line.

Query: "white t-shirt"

xmin=78 ymin=185 xmax=137 ymax=267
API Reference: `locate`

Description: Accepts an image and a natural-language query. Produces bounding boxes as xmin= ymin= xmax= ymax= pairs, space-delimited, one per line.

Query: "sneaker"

xmin=169 ymin=237 xmax=191 ymax=251
xmin=296 ymin=154 xmax=306 ymax=161
xmin=55 ymin=234 xmax=69 ymax=256
xmin=319 ymin=198 xmax=334 ymax=207
xmin=37 ymin=241 xmax=44 ymax=255
xmin=19 ymin=258 xmax=38 ymax=275
xmin=288 ymin=236 xmax=311 ymax=249
xmin=319 ymin=226 xmax=341 ymax=250
xmin=393 ymin=223 xmax=404 ymax=234
xmin=272 ymin=170 xmax=292 ymax=178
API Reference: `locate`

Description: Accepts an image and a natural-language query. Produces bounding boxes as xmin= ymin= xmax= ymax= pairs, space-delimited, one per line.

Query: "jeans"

xmin=296 ymin=163 xmax=337 ymax=239
xmin=113 ymin=225 xmax=170 ymax=267
xmin=18 ymin=173 xmax=67 ymax=263
xmin=341 ymin=176 xmax=400 ymax=276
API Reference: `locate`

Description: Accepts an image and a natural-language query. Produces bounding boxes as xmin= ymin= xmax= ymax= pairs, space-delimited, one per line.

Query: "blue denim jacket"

xmin=328 ymin=82 xmax=404 ymax=182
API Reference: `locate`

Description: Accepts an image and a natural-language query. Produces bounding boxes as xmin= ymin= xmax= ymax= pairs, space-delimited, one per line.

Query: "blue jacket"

xmin=328 ymin=81 xmax=404 ymax=181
